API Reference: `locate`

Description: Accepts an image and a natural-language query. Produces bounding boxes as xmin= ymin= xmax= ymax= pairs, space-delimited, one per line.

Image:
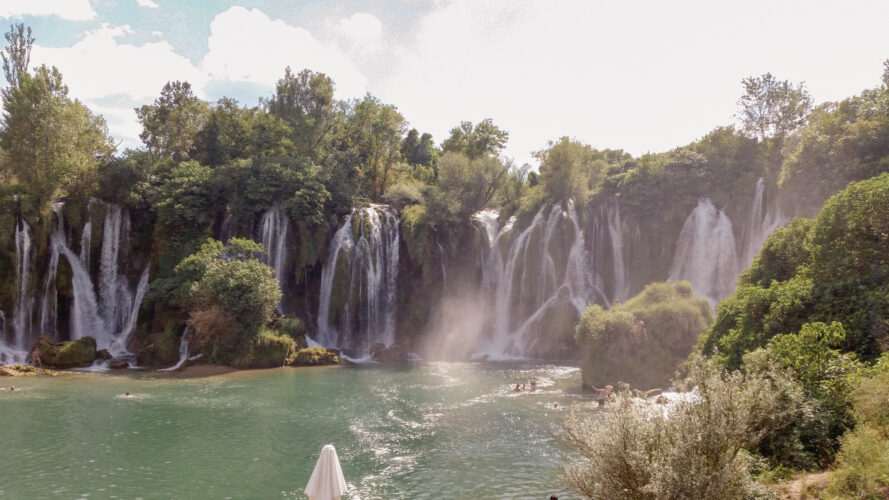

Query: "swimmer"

xmin=9 ymin=386 xmax=17 ymax=392
xmin=513 ymin=384 xmax=521 ymax=392
xmin=124 ymin=392 xmax=132 ymax=398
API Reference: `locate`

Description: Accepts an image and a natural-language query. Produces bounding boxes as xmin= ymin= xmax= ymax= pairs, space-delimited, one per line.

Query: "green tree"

xmin=737 ymin=73 xmax=813 ymax=145
xmin=400 ymin=128 xmax=437 ymax=167
xmin=135 ymin=80 xmax=209 ymax=162
xmin=192 ymin=97 xmax=254 ymax=167
xmin=536 ymin=137 xmax=601 ymax=205
xmin=265 ymin=67 xmax=336 ymax=153
xmin=345 ymin=94 xmax=406 ymax=199
xmin=426 ymin=151 xmax=508 ymax=220
xmin=441 ymin=118 xmax=508 ymax=160
xmin=1 ymin=23 xmax=33 ymax=89
xmin=0 ymin=65 xmax=115 ymax=204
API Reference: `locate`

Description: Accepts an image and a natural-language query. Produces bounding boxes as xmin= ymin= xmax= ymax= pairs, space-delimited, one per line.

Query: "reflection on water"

xmin=0 ymin=362 xmax=594 ymax=499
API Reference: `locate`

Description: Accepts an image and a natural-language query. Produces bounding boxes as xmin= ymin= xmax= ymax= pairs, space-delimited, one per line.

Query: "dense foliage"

xmin=561 ymin=355 xmax=804 ymax=499
xmin=575 ymin=281 xmax=713 ymax=389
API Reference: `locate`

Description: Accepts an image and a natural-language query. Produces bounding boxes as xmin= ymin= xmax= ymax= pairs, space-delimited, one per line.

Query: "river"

xmin=0 ymin=362 xmax=593 ymax=499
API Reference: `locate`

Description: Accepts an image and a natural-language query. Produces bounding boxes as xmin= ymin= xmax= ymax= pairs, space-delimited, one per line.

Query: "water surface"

xmin=0 ymin=362 xmax=594 ymax=499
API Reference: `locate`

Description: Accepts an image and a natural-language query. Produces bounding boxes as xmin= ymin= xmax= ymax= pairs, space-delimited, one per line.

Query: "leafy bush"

xmin=560 ymin=355 xmax=804 ymax=499
xmin=232 ymin=327 xmax=297 ymax=368
xmin=575 ymin=281 xmax=713 ymax=389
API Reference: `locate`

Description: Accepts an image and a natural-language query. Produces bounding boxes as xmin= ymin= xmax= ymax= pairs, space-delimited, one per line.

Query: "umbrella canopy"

xmin=305 ymin=444 xmax=348 ymax=500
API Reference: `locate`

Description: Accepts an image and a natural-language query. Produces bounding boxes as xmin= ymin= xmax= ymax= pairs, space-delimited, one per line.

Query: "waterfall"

xmin=99 ymin=203 xmax=134 ymax=335
xmin=259 ymin=205 xmax=289 ymax=313
xmin=37 ymin=201 xmax=149 ymax=357
xmin=316 ymin=205 xmax=399 ymax=356
xmin=742 ymin=178 xmax=788 ymax=269
xmin=158 ymin=328 xmax=201 ymax=371
xmin=475 ymin=201 xmax=604 ymax=357
xmin=668 ymin=199 xmax=739 ymax=307
xmin=12 ymin=219 xmax=33 ymax=350
xmin=604 ymin=200 xmax=629 ymax=303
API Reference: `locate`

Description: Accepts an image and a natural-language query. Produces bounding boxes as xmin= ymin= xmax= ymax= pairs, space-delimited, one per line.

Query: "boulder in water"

xmin=109 ymin=358 xmax=130 ymax=370
xmin=34 ymin=336 xmax=97 ymax=368
xmin=96 ymin=349 xmax=112 ymax=360
xmin=371 ymin=341 xmax=409 ymax=362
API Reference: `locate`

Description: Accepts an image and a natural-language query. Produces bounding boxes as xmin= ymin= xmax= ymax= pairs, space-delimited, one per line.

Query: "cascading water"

xmin=35 ymin=201 xmax=150 ymax=358
xmin=742 ymin=178 xmax=788 ymax=268
xmin=259 ymin=205 xmax=289 ymax=313
xmin=603 ymin=200 xmax=629 ymax=303
xmin=475 ymin=201 xmax=605 ymax=358
xmin=316 ymin=205 xmax=399 ymax=356
xmin=668 ymin=199 xmax=740 ymax=307
xmin=12 ymin=219 xmax=33 ymax=352
xmin=99 ymin=203 xmax=136 ymax=336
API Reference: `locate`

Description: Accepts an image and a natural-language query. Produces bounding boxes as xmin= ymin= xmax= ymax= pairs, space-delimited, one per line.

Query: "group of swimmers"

xmin=512 ymin=380 xmax=538 ymax=392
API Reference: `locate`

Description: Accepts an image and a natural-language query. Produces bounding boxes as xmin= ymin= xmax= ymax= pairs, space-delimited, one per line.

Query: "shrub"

xmin=560 ymin=356 xmax=804 ymax=499
xmin=233 ymin=327 xmax=297 ymax=368
xmin=575 ymin=281 xmax=713 ymax=389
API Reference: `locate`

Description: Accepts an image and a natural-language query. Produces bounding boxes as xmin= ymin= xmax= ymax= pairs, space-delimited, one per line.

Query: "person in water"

xmin=9 ymin=386 xmax=17 ymax=392
xmin=514 ymin=384 xmax=521 ymax=392
xmin=529 ymin=380 xmax=537 ymax=392
xmin=590 ymin=384 xmax=613 ymax=406
xmin=124 ymin=392 xmax=132 ymax=398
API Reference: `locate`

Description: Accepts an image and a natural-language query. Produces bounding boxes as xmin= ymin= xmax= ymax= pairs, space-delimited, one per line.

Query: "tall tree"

xmin=265 ymin=67 xmax=336 ymax=154
xmin=135 ymin=81 xmax=209 ymax=162
xmin=345 ymin=94 xmax=407 ymax=199
xmin=1 ymin=23 xmax=33 ymax=89
xmin=536 ymin=137 xmax=598 ymax=205
xmin=737 ymin=73 xmax=813 ymax=145
xmin=441 ymin=118 xmax=508 ymax=160
xmin=400 ymin=128 xmax=437 ymax=167
xmin=0 ymin=65 xmax=115 ymax=204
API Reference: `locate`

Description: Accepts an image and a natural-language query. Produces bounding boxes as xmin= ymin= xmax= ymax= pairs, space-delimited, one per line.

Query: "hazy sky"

xmin=3 ymin=0 xmax=888 ymax=166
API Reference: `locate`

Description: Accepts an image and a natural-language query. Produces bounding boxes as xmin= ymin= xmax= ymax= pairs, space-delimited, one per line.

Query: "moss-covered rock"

xmin=34 ymin=336 xmax=97 ymax=368
xmin=133 ymin=329 xmax=181 ymax=368
xmin=293 ymin=346 xmax=339 ymax=366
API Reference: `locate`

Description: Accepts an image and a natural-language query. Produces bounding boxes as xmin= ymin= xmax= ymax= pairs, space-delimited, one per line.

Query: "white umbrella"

xmin=305 ymin=444 xmax=348 ymax=500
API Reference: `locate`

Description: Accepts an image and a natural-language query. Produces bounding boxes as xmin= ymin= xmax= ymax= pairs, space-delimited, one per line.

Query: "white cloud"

xmin=30 ymin=24 xmax=206 ymax=149
xmin=378 ymin=0 xmax=889 ymax=166
xmin=136 ymin=0 xmax=159 ymax=9
xmin=0 ymin=0 xmax=96 ymax=21
xmin=200 ymin=6 xmax=368 ymax=99
xmin=338 ymin=12 xmax=383 ymax=48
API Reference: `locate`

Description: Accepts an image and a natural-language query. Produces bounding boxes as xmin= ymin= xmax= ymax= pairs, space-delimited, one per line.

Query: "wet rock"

xmin=109 ymin=358 xmax=130 ymax=370
xmin=96 ymin=349 xmax=112 ymax=360
xmin=371 ymin=341 xmax=410 ymax=362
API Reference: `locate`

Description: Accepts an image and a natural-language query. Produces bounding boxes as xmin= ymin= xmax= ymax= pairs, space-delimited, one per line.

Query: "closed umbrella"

xmin=305 ymin=444 xmax=348 ymax=500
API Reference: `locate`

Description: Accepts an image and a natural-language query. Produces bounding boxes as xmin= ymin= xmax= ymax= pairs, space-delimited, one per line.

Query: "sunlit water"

xmin=0 ymin=362 xmax=596 ymax=499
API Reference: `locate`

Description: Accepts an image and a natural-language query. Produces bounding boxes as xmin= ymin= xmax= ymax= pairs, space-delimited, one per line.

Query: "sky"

xmin=2 ymin=0 xmax=889 ymax=166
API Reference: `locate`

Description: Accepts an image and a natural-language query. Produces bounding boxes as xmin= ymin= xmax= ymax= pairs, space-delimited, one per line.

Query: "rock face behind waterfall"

xmin=316 ymin=205 xmax=399 ymax=357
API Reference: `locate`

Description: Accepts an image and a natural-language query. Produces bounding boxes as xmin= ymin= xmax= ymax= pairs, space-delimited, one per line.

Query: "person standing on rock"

xmin=590 ymin=384 xmax=613 ymax=406
xmin=30 ymin=347 xmax=41 ymax=367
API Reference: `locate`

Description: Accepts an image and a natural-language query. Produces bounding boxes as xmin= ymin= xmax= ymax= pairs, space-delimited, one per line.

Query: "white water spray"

xmin=668 ymin=199 xmax=739 ymax=307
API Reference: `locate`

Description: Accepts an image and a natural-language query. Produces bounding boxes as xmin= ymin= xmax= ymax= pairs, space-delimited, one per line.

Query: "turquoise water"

xmin=0 ymin=362 xmax=594 ymax=499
